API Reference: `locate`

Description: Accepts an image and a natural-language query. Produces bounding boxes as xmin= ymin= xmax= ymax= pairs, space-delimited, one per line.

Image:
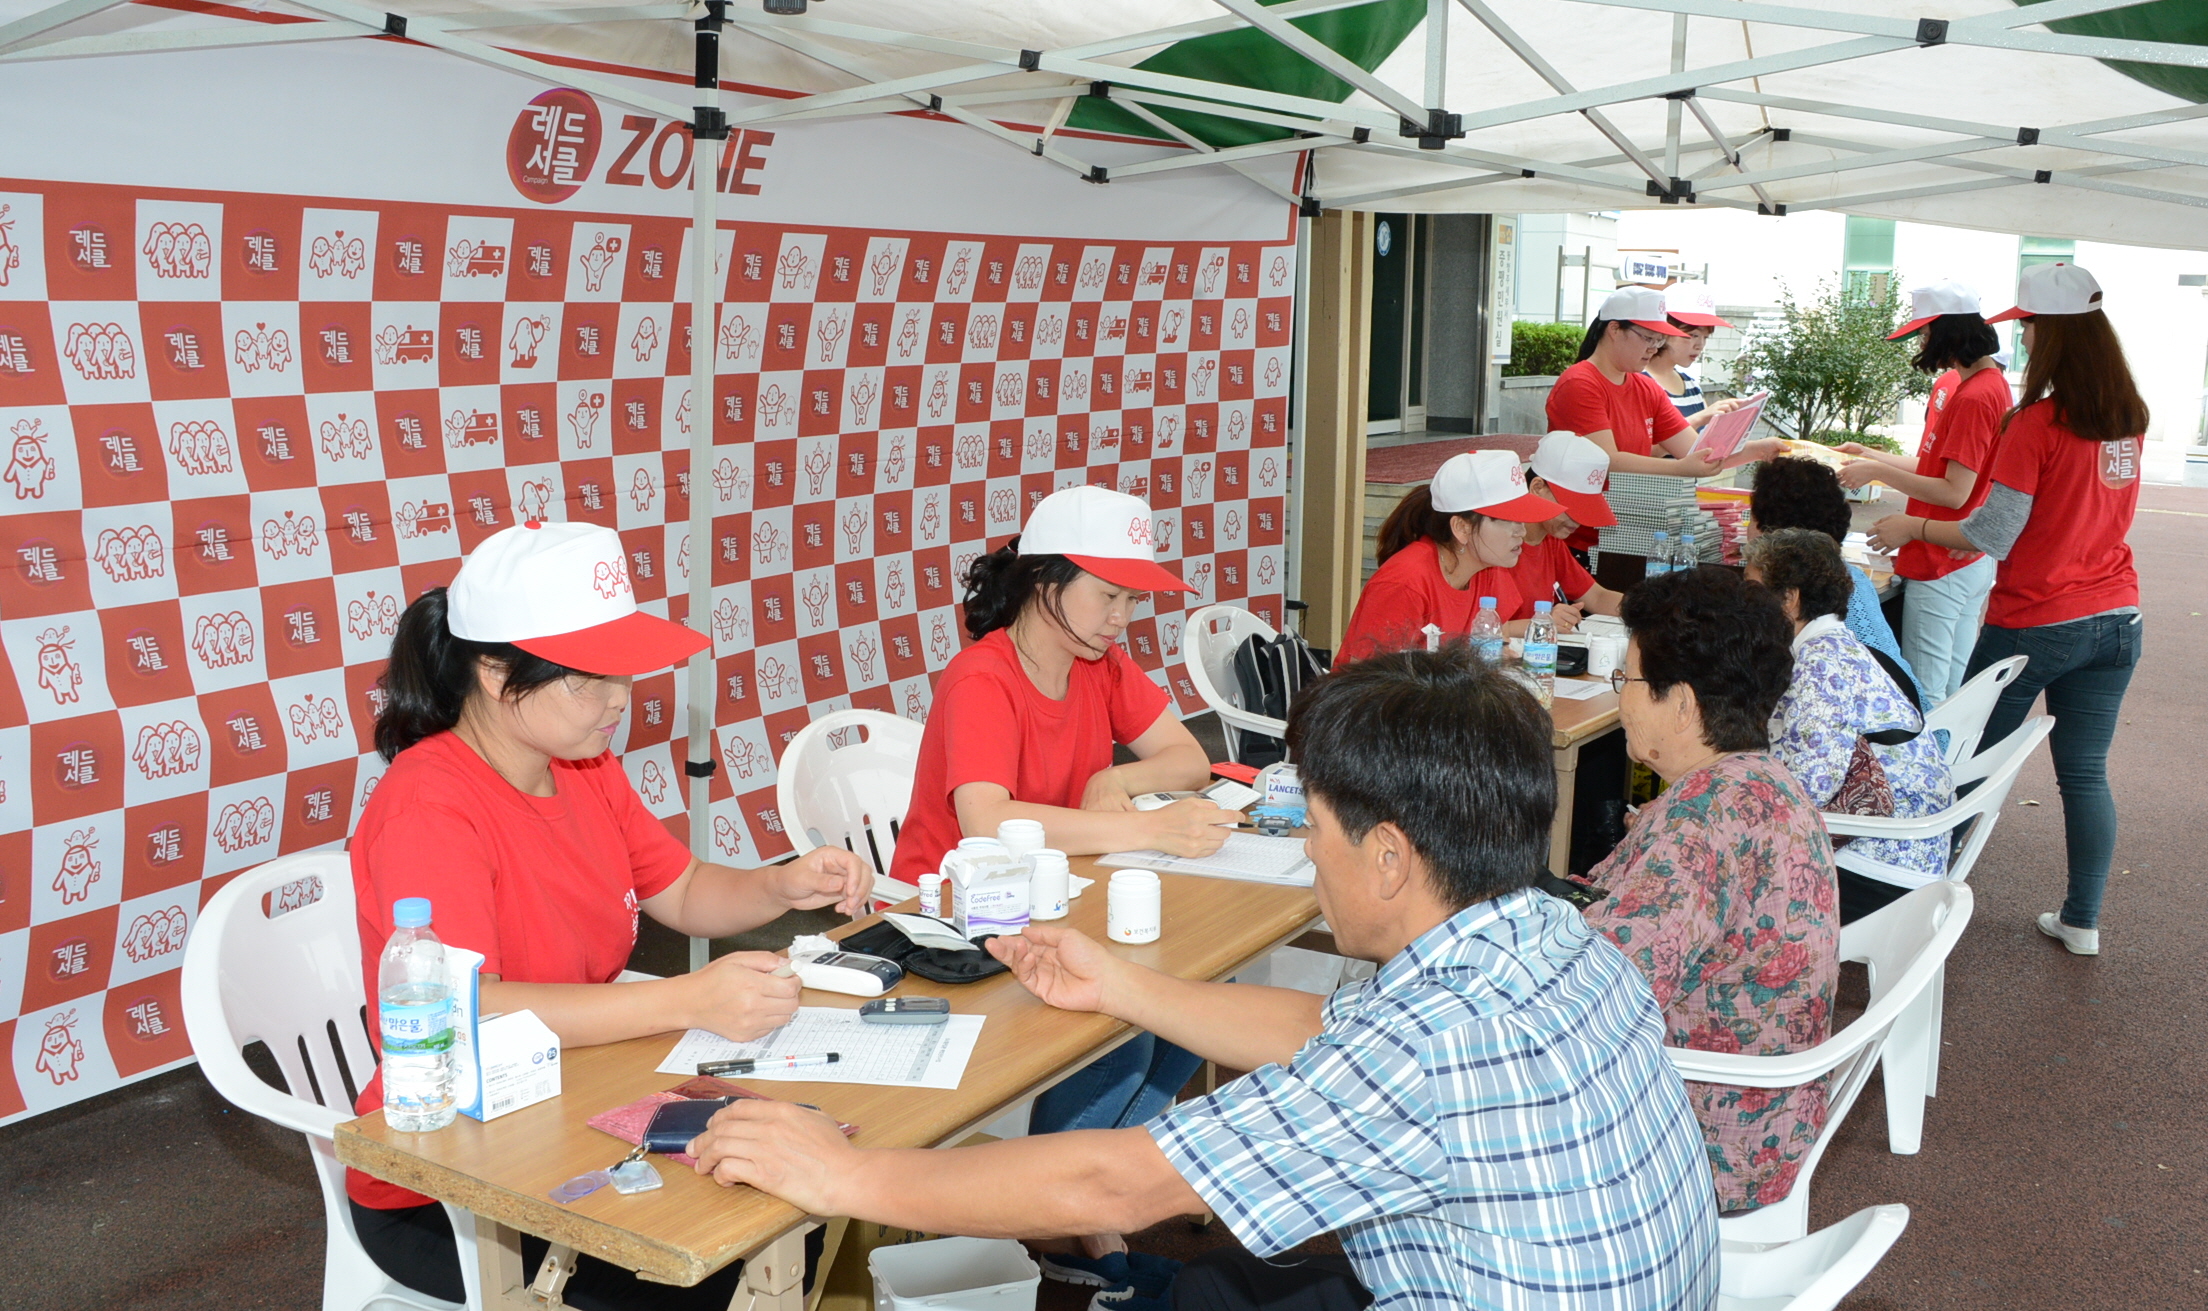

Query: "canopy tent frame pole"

xmin=685 ymin=0 xmax=727 ymax=974
xmin=1695 ymin=88 xmax=2208 ymax=175
xmin=0 ymin=0 xmax=130 ymax=54
xmin=1211 ymin=0 xmax=1432 ymax=125
xmin=0 ymin=20 xmax=375 ymax=62
xmin=1556 ymin=0 xmax=2208 ymax=68
xmin=1452 ymin=0 xmax=1673 ymax=188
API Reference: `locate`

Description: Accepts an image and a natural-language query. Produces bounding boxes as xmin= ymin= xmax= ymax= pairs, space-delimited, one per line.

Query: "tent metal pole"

xmin=1560 ymin=0 xmax=2208 ymax=68
xmin=1697 ymin=135 xmax=2021 ymax=193
xmin=0 ymin=0 xmax=129 ymax=56
xmin=1425 ymin=0 xmax=1448 ymax=110
xmin=686 ymin=0 xmax=728 ymax=975
xmin=1286 ymin=173 xmax=1314 ymax=606
xmin=1451 ymin=0 xmax=1669 ymax=186
xmin=0 ymin=21 xmax=372 ymax=62
xmin=1211 ymin=0 xmax=1431 ymax=124
xmin=1062 ymin=0 xmax=1396 ymax=62
xmin=1664 ymin=13 xmax=1685 ymax=180
xmin=1696 ymin=88 xmax=2208 ymax=175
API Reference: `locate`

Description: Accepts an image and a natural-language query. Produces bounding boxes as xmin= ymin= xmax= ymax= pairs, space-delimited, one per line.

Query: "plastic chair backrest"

xmin=1717 ymin=1204 xmax=1910 ymax=1311
xmin=1924 ymin=655 xmax=2027 ymax=765
xmin=1666 ymin=882 xmax=1972 ymax=1242
xmin=1825 ymin=716 xmax=2052 ymax=886
xmin=181 ymin=850 xmax=373 ymax=1135
xmin=776 ymin=709 xmax=924 ymax=879
xmin=1182 ymin=604 xmax=1287 ymax=751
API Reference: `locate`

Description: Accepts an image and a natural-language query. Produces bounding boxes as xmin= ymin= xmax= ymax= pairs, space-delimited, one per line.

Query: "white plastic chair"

xmin=1718 ymin=1204 xmax=1910 ymax=1311
xmin=1181 ymin=603 xmax=1287 ymax=763
xmin=179 ymin=851 xmax=482 ymax=1311
xmin=777 ymin=709 xmax=926 ymax=907
xmin=1823 ymin=715 xmax=2052 ymax=1153
xmin=1668 ymin=881 xmax=1973 ymax=1243
xmin=1923 ymin=655 xmax=2027 ymax=765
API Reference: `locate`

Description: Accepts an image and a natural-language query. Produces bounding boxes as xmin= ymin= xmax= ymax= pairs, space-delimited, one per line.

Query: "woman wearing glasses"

xmin=1578 ymin=566 xmax=1840 ymax=1216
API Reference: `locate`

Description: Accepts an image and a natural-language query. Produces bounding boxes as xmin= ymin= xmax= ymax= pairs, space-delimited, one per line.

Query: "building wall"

xmin=1515 ymin=212 xmax=1622 ymax=326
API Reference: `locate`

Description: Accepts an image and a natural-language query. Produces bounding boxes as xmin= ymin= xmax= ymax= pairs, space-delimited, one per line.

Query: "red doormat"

xmin=1365 ymin=434 xmax=1543 ymax=484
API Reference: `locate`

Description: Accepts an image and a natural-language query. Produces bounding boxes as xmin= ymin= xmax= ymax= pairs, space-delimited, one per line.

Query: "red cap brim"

xmin=1669 ymin=312 xmax=1732 ymax=329
xmin=1067 ymin=554 xmax=1192 ymax=593
xmin=1473 ymin=492 xmax=1570 ymax=524
xmin=1887 ymin=315 xmax=1939 ymax=340
xmin=1628 ymin=318 xmax=1689 ymax=337
xmin=1984 ymin=306 xmax=2031 ymax=325
xmin=1547 ymin=484 xmax=1617 ymax=528
xmin=513 ymin=611 xmax=711 ymax=676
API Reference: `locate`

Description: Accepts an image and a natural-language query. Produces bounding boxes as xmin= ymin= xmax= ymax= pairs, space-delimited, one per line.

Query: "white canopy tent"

xmin=5 ymin=1 xmax=2205 ymax=247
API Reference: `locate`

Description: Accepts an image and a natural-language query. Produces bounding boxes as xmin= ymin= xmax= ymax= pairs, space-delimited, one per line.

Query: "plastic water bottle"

xmin=1647 ymin=531 xmax=1672 ymax=578
xmin=1524 ymin=602 xmax=1558 ymax=707
xmin=1673 ymin=523 xmax=1698 ymax=572
xmin=379 ymin=897 xmax=456 ymax=1132
xmin=1470 ymin=596 xmax=1505 ymax=665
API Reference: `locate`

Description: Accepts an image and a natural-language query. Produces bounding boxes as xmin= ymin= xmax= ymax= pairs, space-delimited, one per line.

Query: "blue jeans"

xmin=1966 ymin=613 xmax=2143 ymax=929
xmin=1899 ymin=556 xmax=1996 ymax=705
xmin=1029 ymin=1032 xmax=1204 ymax=1134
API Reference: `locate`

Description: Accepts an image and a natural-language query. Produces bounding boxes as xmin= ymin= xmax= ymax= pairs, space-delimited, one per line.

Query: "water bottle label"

xmin=1524 ymin=642 xmax=1558 ymax=670
xmin=382 ymin=998 xmax=454 ymax=1054
xmin=1474 ymin=637 xmax=1504 ymax=664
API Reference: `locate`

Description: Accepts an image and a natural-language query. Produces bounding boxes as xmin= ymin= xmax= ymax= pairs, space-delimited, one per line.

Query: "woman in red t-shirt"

xmin=348 ymin=521 xmax=871 ymax=1309
xmin=893 ymin=485 xmax=1228 ymax=1292
xmin=1339 ymin=450 xmax=1558 ymax=661
xmin=1548 ymin=286 xmax=1786 ymax=480
xmin=1873 ymin=264 xmax=2146 ymax=956
xmin=1843 ymin=282 xmax=2011 ymax=704
xmin=1507 ymin=433 xmax=1624 ymax=628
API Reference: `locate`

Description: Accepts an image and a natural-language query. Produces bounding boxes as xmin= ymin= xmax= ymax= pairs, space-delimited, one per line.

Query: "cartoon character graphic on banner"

xmin=346 ymin=591 xmax=400 ymax=642
xmin=259 ymin=510 xmax=322 ymax=561
xmin=5 ymin=418 xmax=55 ymax=499
xmin=123 ymin=906 xmax=192 ymax=964
xmin=62 ymin=320 xmax=137 ymax=380
xmin=144 ymin=221 xmax=214 ymax=280
xmin=54 ymin=828 xmax=100 ymax=904
xmin=0 ymin=203 xmax=19 ymax=287
xmin=712 ymin=813 xmax=746 ymax=857
xmin=34 ymin=626 xmax=83 ymax=705
xmin=37 ymin=1012 xmax=86 ymax=1086
xmin=232 ymin=323 xmax=293 ymax=374
xmin=191 ymin=610 xmax=257 ymax=669
xmin=566 ymin=388 xmax=604 ymax=448
xmin=507 ymin=314 xmax=550 ymax=368
xmin=578 ymin=231 xmax=622 ymax=293
xmin=630 ymin=316 xmax=660 ymax=362
xmin=308 ymin=230 xmax=367 ymax=280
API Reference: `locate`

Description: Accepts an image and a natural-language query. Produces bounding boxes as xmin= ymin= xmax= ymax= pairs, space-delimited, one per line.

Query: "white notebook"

xmin=1099 ymin=833 xmax=1314 ymax=886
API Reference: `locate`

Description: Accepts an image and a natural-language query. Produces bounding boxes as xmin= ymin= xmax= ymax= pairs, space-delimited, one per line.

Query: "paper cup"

xmin=1107 ymin=870 xmax=1162 ymax=944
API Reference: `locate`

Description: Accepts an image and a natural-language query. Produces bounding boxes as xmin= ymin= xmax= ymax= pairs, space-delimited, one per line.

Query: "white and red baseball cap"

xmin=1987 ymin=263 xmax=2104 ymax=324
xmin=1432 ymin=450 xmax=1558 ymax=522
xmin=1019 ymin=485 xmax=1190 ymax=592
xmin=1528 ymin=432 xmax=1618 ymax=527
xmin=1596 ymin=286 xmax=1687 ymax=336
xmin=1662 ymin=282 xmax=1732 ymax=329
xmin=1888 ymin=280 xmax=1983 ymax=339
xmin=448 ymin=520 xmax=709 ymax=675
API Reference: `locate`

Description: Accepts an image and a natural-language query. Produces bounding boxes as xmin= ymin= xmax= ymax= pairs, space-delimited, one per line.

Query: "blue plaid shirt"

xmin=1149 ymin=890 xmax=1718 ymax=1310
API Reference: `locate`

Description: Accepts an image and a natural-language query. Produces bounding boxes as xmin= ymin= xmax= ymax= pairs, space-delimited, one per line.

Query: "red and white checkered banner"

xmin=0 ymin=38 xmax=1296 ymax=1123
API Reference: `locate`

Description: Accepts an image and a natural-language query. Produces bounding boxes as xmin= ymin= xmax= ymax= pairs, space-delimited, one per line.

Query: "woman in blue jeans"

xmin=1874 ymin=263 xmax=2146 ymax=954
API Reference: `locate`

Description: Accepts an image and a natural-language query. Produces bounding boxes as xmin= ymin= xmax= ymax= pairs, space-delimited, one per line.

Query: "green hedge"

xmin=1805 ymin=429 xmax=1906 ymax=455
xmin=1503 ymin=321 xmax=1585 ymax=378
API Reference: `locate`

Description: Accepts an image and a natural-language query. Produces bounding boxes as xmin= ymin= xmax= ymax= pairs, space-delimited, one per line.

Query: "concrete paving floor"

xmin=5 ymin=484 xmax=2205 ymax=1310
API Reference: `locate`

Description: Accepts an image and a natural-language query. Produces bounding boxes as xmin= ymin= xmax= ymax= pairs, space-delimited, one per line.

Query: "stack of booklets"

xmin=1590 ymin=472 xmax=1724 ymax=568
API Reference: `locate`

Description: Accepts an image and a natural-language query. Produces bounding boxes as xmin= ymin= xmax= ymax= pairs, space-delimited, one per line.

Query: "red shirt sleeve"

xmin=1939 ymin=376 xmax=2005 ymax=473
xmin=584 ymin=754 xmax=692 ymax=899
xmin=934 ymin=668 xmax=1025 ymax=797
xmin=1644 ymin=375 xmax=1689 ymax=444
xmin=1545 ymin=365 xmax=1613 ymax=435
xmin=1556 ymin=544 xmax=1596 ymax=603
xmin=1105 ymin=644 xmax=1172 ymax=742
xmin=1988 ymin=402 xmax=2050 ymax=496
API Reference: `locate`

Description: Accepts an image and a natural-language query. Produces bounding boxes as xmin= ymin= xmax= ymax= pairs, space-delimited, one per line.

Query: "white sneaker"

xmin=2037 ymin=912 xmax=2099 ymax=956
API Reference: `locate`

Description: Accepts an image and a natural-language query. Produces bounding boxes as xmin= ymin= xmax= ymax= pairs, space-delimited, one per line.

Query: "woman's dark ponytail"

xmin=1576 ymin=319 xmax=1612 ymax=362
xmin=373 ymin=587 xmax=582 ymax=761
xmin=960 ymin=538 xmax=1086 ymax=640
xmin=1374 ymin=485 xmax=1484 ymax=567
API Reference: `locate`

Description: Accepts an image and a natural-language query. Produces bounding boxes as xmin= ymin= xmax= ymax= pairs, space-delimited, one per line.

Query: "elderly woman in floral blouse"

xmin=1579 ymin=566 xmax=1840 ymax=1216
xmin=1745 ymin=528 xmax=1955 ymax=925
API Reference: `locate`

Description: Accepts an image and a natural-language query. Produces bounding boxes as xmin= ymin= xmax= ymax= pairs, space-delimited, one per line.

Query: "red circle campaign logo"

xmin=508 ymin=89 xmax=602 ymax=205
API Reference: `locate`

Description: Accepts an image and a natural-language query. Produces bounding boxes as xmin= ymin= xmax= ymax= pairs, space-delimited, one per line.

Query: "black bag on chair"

xmin=1228 ymin=603 xmax=1330 ymax=769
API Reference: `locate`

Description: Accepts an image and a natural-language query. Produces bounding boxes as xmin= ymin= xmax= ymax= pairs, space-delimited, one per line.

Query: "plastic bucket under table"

xmin=867 ymin=1236 xmax=1040 ymax=1311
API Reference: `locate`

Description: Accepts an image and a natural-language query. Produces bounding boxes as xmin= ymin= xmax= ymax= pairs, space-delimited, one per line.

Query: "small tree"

xmin=1732 ymin=277 xmax=1930 ymax=442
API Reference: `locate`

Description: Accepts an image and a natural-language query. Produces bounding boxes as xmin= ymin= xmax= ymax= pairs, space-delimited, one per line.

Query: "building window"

xmin=1842 ymin=216 xmax=1896 ymax=301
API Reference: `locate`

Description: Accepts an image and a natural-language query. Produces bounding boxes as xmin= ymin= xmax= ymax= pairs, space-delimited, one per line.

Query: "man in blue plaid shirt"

xmin=692 ymin=648 xmax=1719 ymax=1310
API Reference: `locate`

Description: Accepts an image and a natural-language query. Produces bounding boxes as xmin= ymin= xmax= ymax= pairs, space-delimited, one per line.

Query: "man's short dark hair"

xmin=1743 ymin=527 xmax=1853 ymax=623
xmin=1286 ymin=646 xmax=1554 ymax=910
xmin=1621 ymin=567 xmax=1795 ymax=753
xmin=1749 ymin=456 xmax=1852 ymax=544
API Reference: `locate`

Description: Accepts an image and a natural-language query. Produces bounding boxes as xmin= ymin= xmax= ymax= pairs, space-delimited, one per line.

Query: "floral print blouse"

xmin=1770 ymin=614 xmax=1954 ymax=884
xmin=1581 ymin=752 xmax=1840 ymax=1213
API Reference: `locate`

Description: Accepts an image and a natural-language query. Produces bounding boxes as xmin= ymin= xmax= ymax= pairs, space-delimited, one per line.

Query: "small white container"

xmin=1028 ymin=850 xmax=1071 ymax=921
xmin=869 ymin=1236 xmax=1039 ymax=1311
xmin=917 ymin=872 xmax=944 ymax=918
xmin=1587 ymin=634 xmax=1624 ymax=680
xmin=957 ymin=837 xmax=1007 ymax=853
xmin=1107 ymin=869 xmax=1162 ymax=944
xmin=995 ymin=819 xmax=1046 ymax=860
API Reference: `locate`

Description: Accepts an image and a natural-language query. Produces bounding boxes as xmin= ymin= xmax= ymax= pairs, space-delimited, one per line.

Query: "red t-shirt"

xmin=890 ymin=629 xmax=1171 ymax=884
xmin=1505 ymin=534 xmax=1597 ymax=620
xmin=1546 ymin=359 xmax=1689 ymax=458
xmin=346 ymin=731 xmax=691 ymax=1209
xmin=1338 ymin=539 xmax=1525 ymax=663
xmin=1982 ymin=399 xmax=2141 ymax=628
xmin=1897 ymin=366 xmax=2011 ymax=581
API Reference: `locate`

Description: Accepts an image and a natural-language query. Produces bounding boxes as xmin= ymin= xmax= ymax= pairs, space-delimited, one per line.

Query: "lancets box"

xmin=446 ymin=946 xmax=562 ymax=1122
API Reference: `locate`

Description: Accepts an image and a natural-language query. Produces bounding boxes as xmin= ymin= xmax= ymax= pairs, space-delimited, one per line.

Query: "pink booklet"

xmin=587 ymin=1077 xmax=859 ymax=1168
xmin=1696 ymin=390 xmax=1769 ymax=461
